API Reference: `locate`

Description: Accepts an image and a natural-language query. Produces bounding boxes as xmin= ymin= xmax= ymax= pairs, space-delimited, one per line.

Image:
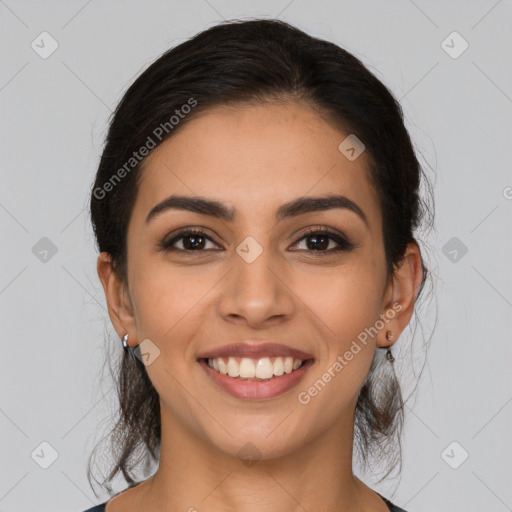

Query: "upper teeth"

xmin=207 ymin=356 xmax=303 ymax=379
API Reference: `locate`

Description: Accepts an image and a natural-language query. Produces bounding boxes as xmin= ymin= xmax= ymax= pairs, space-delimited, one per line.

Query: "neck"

xmin=136 ymin=399 xmax=381 ymax=512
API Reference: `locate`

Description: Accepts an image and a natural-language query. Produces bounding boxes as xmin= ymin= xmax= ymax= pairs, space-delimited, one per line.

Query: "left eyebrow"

xmin=145 ymin=194 xmax=369 ymax=228
xmin=276 ymin=195 xmax=369 ymax=228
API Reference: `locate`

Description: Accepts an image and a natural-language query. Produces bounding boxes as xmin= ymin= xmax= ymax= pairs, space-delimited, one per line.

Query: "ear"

xmin=97 ymin=252 xmax=138 ymax=347
xmin=377 ymin=241 xmax=425 ymax=348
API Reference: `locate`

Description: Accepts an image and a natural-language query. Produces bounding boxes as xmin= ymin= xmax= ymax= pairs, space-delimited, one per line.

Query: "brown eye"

xmin=290 ymin=229 xmax=355 ymax=253
xmin=161 ymin=229 xmax=219 ymax=252
xmin=160 ymin=227 xmax=356 ymax=255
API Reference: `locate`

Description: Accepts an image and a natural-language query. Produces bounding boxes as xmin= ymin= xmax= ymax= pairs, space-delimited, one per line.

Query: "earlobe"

xmin=377 ymin=241 xmax=424 ymax=348
xmin=96 ymin=252 xmax=137 ymax=345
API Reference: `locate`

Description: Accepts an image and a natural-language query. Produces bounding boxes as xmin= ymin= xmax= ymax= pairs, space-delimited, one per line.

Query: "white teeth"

xmin=256 ymin=357 xmax=274 ymax=379
xmin=239 ymin=358 xmax=256 ymax=378
xmin=273 ymin=357 xmax=284 ymax=376
xmin=206 ymin=356 xmax=305 ymax=380
xmin=227 ymin=357 xmax=239 ymax=377
xmin=218 ymin=358 xmax=228 ymax=374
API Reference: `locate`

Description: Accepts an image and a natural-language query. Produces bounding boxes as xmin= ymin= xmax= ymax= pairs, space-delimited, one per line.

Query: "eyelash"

xmin=159 ymin=227 xmax=356 ymax=255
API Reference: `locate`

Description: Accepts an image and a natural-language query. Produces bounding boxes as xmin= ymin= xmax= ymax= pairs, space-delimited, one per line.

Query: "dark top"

xmin=81 ymin=492 xmax=408 ymax=511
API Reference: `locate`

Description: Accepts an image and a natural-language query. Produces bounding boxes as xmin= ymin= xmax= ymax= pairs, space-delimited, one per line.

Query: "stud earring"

xmin=122 ymin=333 xmax=129 ymax=350
xmin=385 ymin=331 xmax=395 ymax=363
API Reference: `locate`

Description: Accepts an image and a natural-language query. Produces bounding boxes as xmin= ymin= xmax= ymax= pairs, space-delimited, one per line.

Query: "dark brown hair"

xmin=87 ymin=18 xmax=434 ymax=495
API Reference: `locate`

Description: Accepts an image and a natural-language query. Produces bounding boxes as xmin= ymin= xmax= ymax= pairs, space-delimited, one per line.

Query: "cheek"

xmin=128 ymin=256 xmax=217 ymax=341
xmin=126 ymin=260 xmax=214 ymax=428
xmin=292 ymin=263 xmax=384 ymax=402
xmin=295 ymin=260 xmax=384 ymax=341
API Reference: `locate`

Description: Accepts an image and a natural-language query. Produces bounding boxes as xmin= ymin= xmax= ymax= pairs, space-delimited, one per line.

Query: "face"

xmin=114 ymin=100 xmax=394 ymax=460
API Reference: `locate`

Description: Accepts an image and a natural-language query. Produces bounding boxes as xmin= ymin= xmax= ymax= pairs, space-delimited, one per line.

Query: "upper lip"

xmin=197 ymin=342 xmax=314 ymax=361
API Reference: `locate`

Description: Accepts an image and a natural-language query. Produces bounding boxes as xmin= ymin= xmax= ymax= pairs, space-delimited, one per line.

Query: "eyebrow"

xmin=145 ymin=194 xmax=369 ymax=228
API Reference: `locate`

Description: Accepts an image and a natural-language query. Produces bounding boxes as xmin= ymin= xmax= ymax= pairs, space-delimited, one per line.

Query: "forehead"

xmin=133 ymin=101 xmax=381 ymax=230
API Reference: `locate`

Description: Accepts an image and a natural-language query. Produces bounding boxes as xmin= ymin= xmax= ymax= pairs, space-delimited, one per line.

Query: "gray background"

xmin=1 ymin=1 xmax=511 ymax=511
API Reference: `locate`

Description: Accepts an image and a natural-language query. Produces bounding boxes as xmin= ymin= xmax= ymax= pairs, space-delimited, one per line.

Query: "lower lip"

xmin=198 ymin=358 xmax=315 ymax=400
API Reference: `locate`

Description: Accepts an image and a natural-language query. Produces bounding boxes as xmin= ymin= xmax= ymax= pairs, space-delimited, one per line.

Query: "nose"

xmin=217 ymin=242 xmax=295 ymax=329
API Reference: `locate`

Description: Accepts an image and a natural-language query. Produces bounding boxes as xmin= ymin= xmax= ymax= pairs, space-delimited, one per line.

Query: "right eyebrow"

xmin=145 ymin=193 xmax=369 ymax=229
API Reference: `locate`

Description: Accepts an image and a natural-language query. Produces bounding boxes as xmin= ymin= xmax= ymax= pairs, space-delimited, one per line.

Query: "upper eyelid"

xmin=163 ymin=226 xmax=351 ymax=249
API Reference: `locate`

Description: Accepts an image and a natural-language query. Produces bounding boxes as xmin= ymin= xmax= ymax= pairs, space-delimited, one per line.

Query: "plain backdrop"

xmin=1 ymin=1 xmax=511 ymax=511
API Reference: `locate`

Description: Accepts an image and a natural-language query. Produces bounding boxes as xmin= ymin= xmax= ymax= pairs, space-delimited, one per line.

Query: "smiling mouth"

xmin=198 ymin=356 xmax=313 ymax=381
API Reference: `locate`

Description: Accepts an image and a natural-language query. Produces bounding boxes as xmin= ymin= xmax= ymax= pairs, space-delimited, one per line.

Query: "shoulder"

xmin=387 ymin=504 xmax=409 ymax=512
xmin=377 ymin=493 xmax=409 ymax=512
xmin=80 ymin=503 xmax=107 ymax=512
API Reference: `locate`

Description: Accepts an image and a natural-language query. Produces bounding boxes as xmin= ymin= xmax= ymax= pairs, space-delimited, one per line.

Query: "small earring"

xmin=385 ymin=331 xmax=395 ymax=363
xmin=122 ymin=334 xmax=129 ymax=349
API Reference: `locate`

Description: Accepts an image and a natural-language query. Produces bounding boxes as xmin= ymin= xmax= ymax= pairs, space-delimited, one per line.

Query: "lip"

xmin=198 ymin=358 xmax=315 ymax=400
xmin=196 ymin=342 xmax=314 ymax=361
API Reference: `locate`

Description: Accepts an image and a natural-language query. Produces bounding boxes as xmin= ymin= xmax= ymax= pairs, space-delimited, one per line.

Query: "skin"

xmin=97 ymin=100 xmax=424 ymax=512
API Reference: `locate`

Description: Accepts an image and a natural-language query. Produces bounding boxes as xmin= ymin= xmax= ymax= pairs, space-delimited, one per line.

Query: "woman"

xmin=84 ymin=18 xmax=432 ymax=512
